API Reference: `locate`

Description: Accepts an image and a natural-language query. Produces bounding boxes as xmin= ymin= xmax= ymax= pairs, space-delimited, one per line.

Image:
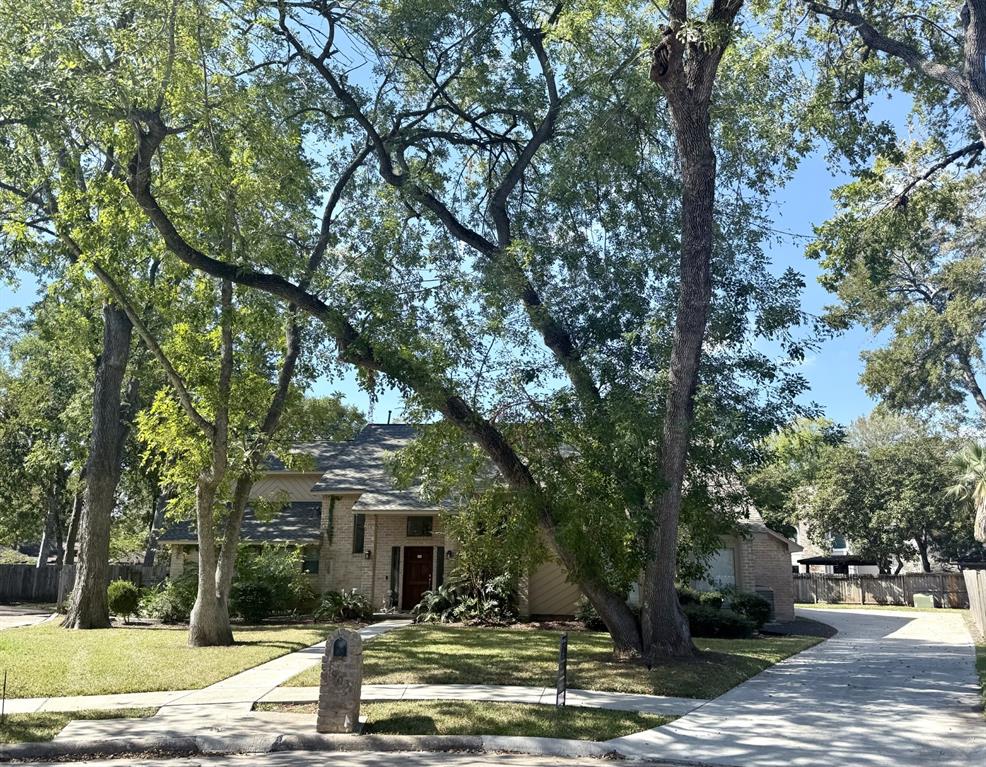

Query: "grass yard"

xmin=0 ymin=708 xmax=157 ymax=744
xmin=0 ymin=623 xmax=332 ymax=699
xmin=285 ymin=625 xmax=822 ymax=699
xmin=258 ymin=701 xmax=669 ymax=740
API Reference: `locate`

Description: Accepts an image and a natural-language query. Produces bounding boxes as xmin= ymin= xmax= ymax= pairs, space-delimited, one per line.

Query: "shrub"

xmin=574 ymin=596 xmax=606 ymax=630
xmin=730 ymin=592 xmax=772 ymax=628
xmin=314 ymin=589 xmax=373 ymax=622
xmin=676 ymin=585 xmax=702 ymax=605
xmin=107 ymin=579 xmax=140 ymax=623
xmin=141 ymin=573 xmax=198 ymax=624
xmin=683 ymin=604 xmax=754 ymax=638
xmin=230 ymin=581 xmax=277 ymax=624
xmin=234 ymin=545 xmax=318 ymax=617
xmin=698 ymin=590 xmax=724 ymax=610
xmin=413 ymin=574 xmax=517 ymax=625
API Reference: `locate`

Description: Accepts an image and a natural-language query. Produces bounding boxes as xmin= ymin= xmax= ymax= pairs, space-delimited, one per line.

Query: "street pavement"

xmin=0 ymin=604 xmax=52 ymax=630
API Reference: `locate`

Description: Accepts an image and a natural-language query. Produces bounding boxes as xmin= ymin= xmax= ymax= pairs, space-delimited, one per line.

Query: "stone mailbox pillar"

xmin=316 ymin=627 xmax=363 ymax=733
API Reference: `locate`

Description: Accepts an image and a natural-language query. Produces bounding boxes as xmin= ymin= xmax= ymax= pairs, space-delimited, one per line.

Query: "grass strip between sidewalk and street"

xmin=0 ymin=707 xmax=158 ymax=744
xmin=257 ymin=700 xmax=671 ymax=740
xmin=0 ymin=623 xmax=333 ymax=699
xmin=285 ymin=625 xmax=822 ymax=700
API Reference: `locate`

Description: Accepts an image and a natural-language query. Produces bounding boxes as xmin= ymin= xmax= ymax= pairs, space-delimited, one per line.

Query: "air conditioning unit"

xmin=755 ymin=588 xmax=776 ymax=620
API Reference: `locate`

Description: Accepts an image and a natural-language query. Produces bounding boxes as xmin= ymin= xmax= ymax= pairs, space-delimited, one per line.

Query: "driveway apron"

xmin=608 ymin=607 xmax=985 ymax=767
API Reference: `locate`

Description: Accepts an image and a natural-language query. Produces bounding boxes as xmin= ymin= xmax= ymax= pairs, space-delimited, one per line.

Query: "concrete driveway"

xmin=0 ymin=604 xmax=52 ymax=630
xmin=609 ymin=607 xmax=985 ymax=766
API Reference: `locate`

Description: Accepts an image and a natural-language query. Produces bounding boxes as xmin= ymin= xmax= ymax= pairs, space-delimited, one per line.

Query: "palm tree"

xmin=948 ymin=443 xmax=986 ymax=544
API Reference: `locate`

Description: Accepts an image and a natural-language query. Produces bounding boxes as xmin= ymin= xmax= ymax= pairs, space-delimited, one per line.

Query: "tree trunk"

xmin=188 ymin=476 xmax=234 ymax=646
xmin=63 ymin=469 xmax=85 ymax=566
xmin=142 ymin=486 xmax=168 ymax=567
xmin=916 ymin=537 xmax=932 ymax=573
xmin=640 ymin=93 xmax=718 ymax=661
xmin=36 ymin=486 xmax=59 ymax=568
xmin=63 ymin=303 xmax=133 ymax=629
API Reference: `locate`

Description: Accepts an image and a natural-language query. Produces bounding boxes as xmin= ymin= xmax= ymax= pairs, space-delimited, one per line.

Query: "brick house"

xmin=160 ymin=423 xmax=801 ymax=621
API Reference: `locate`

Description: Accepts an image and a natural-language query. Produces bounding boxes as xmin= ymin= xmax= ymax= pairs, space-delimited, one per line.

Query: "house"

xmin=693 ymin=509 xmax=803 ymax=622
xmin=792 ymin=522 xmax=880 ymax=575
xmin=160 ymin=423 xmax=801 ymax=621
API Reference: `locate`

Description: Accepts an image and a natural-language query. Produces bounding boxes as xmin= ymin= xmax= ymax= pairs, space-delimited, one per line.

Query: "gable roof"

xmin=741 ymin=508 xmax=803 ymax=552
xmin=311 ymin=424 xmax=443 ymax=512
xmin=158 ymin=501 xmax=322 ymax=544
xmin=263 ymin=441 xmax=347 ymax=472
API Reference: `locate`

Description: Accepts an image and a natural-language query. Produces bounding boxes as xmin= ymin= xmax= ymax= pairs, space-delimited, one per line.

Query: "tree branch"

xmin=806 ymin=2 xmax=966 ymax=92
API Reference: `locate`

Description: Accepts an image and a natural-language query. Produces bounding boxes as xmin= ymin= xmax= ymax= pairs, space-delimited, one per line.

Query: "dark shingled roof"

xmin=311 ymin=424 xmax=442 ymax=511
xmin=158 ymin=501 xmax=322 ymax=544
xmin=262 ymin=441 xmax=347 ymax=472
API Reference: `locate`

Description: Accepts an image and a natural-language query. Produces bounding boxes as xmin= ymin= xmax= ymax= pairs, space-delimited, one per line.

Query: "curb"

xmin=0 ymin=732 xmax=626 ymax=763
xmin=0 ymin=735 xmax=200 ymax=762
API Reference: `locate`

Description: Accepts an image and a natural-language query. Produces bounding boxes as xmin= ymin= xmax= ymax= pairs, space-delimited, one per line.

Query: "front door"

xmin=401 ymin=546 xmax=434 ymax=610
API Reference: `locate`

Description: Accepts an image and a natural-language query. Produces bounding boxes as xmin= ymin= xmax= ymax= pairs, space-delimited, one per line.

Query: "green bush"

xmin=230 ymin=581 xmax=277 ymax=624
xmin=698 ymin=590 xmax=724 ymax=610
xmin=107 ymin=579 xmax=140 ymax=623
xmin=683 ymin=604 xmax=755 ymax=638
xmin=314 ymin=589 xmax=373 ymax=622
xmin=234 ymin=545 xmax=317 ymax=617
xmin=730 ymin=592 xmax=772 ymax=628
xmin=676 ymin=586 xmax=702 ymax=605
xmin=141 ymin=573 xmax=198 ymax=624
xmin=413 ymin=574 xmax=517 ymax=625
xmin=574 ymin=596 xmax=606 ymax=630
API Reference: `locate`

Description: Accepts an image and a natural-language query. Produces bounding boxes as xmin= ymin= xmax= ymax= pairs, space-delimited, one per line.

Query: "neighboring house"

xmin=160 ymin=423 xmax=801 ymax=621
xmin=792 ymin=522 xmax=880 ymax=575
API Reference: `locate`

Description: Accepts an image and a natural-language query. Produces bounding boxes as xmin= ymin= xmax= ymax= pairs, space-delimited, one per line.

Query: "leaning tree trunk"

xmin=63 ymin=303 xmax=133 ymax=629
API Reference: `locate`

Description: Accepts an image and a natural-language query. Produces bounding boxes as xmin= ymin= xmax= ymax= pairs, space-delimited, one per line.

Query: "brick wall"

xmin=317 ymin=501 xmax=447 ymax=610
xmin=752 ymin=533 xmax=796 ymax=621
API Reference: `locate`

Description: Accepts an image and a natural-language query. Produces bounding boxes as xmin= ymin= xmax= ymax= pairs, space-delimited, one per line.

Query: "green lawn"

xmin=0 ymin=708 xmax=157 ymax=744
xmin=0 ymin=624 xmax=332 ymax=699
xmin=258 ymin=701 xmax=669 ymax=740
xmin=285 ymin=625 xmax=821 ymax=699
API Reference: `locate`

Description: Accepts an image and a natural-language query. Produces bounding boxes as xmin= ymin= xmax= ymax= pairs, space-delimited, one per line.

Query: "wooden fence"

xmin=794 ymin=572 xmax=969 ymax=608
xmin=0 ymin=564 xmax=168 ymax=604
xmin=964 ymin=569 xmax=986 ymax=635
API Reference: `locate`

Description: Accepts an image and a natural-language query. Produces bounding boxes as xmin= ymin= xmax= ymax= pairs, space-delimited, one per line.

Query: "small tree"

xmin=107 ymin=579 xmax=140 ymax=624
xmin=948 ymin=443 xmax=986 ymax=544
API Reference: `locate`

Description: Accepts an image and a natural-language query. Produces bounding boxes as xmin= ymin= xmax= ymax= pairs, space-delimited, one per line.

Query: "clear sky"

xmin=0 ymin=105 xmax=910 ymax=430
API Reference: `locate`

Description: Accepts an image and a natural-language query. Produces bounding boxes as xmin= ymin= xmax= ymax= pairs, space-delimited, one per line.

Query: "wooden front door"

xmin=401 ymin=546 xmax=434 ymax=610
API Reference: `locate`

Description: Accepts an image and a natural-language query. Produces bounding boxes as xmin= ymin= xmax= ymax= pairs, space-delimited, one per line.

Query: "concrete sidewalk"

xmin=263 ymin=683 xmax=704 ymax=716
xmin=608 ymin=607 xmax=986 ymax=767
xmin=6 ymin=682 xmax=703 ymax=719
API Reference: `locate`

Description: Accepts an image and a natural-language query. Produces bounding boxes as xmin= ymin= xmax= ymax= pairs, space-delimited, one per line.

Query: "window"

xmin=831 ymin=534 xmax=847 ymax=550
xmin=301 ymin=547 xmax=319 ymax=574
xmin=406 ymin=516 xmax=433 ymax=537
xmin=352 ymin=513 xmax=366 ymax=553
